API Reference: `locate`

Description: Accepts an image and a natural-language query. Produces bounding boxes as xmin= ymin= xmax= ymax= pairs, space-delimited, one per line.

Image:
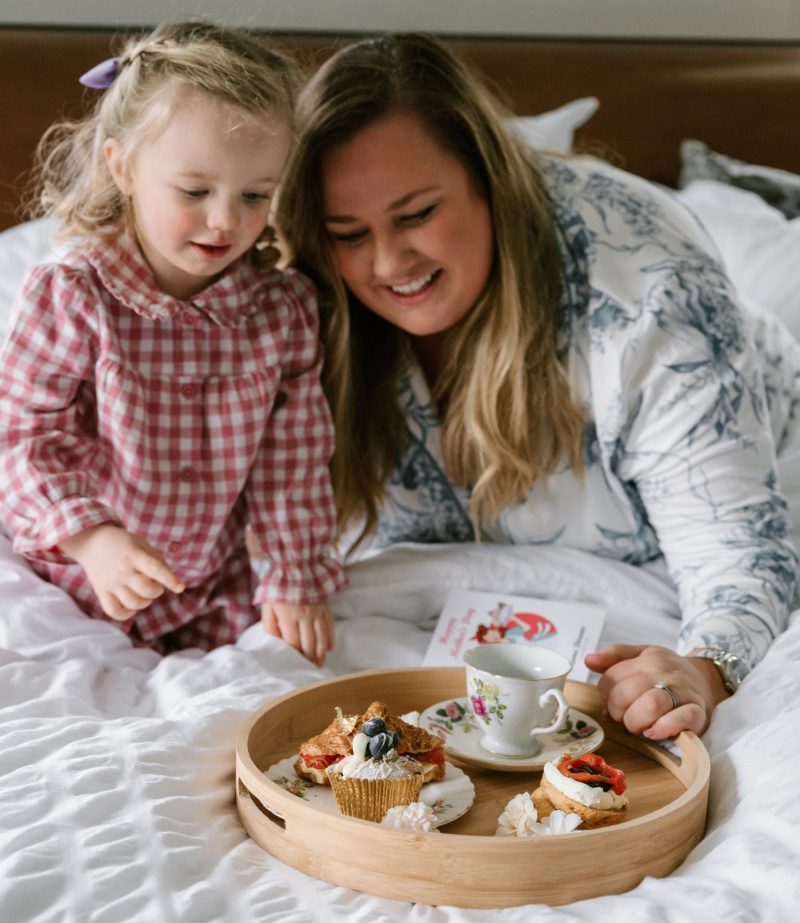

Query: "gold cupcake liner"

xmin=328 ymin=773 xmax=424 ymax=823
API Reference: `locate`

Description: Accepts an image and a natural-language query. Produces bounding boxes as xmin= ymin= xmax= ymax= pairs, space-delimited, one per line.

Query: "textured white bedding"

xmin=2 ymin=533 xmax=799 ymax=922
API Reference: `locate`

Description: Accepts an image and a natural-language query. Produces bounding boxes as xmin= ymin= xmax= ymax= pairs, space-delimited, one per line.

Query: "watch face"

xmin=724 ymin=653 xmax=747 ymax=686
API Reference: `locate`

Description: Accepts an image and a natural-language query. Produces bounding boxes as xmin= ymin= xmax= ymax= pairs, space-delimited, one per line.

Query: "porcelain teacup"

xmin=464 ymin=644 xmax=571 ymax=757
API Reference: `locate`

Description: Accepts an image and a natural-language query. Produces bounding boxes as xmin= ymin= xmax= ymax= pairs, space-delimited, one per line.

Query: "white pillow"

xmin=510 ymin=96 xmax=599 ymax=153
xmin=677 ymin=179 xmax=800 ymax=343
xmin=0 ymin=217 xmax=60 ymax=341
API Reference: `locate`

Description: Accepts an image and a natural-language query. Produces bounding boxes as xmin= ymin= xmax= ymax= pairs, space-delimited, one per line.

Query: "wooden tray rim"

xmin=235 ymin=666 xmax=710 ymax=906
xmin=236 ymin=666 xmax=710 ymax=844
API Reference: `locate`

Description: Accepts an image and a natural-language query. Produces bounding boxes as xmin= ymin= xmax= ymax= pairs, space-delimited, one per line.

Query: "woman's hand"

xmin=60 ymin=523 xmax=185 ymax=620
xmin=584 ymin=644 xmax=730 ymax=739
xmin=261 ymin=601 xmax=334 ymax=667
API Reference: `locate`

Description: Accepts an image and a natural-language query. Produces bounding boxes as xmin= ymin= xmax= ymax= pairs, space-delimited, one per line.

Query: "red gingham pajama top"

xmin=0 ymin=227 xmax=346 ymax=651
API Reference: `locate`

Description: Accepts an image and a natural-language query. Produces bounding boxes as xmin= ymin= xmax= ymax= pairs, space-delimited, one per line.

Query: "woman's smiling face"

xmin=321 ymin=112 xmax=494 ymax=339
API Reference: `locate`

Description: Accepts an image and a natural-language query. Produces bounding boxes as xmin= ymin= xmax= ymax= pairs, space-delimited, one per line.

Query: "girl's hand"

xmin=60 ymin=524 xmax=185 ymax=620
xmin=261 ymin=601 xmax=334 ymax=667
xmin=584 ymin=643 xmax=730 ymax=739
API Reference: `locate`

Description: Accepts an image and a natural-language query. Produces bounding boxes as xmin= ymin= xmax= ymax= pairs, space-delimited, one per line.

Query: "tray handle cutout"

xmin=238 ymin=779 xmax=286 ymax=831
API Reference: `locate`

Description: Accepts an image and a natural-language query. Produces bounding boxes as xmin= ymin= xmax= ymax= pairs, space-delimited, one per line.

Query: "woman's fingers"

xmin=610 ymin=683 xmax=702 ymax=737
xmin=642 ymin=702 xmax=707 ymax=739
xmin=586 ymin=643 xmax=716 ymax=739
xmin=605 ymin=675 xmax=666 ymax=726
xmin=585 ymin=643 xmax=648 ymax=675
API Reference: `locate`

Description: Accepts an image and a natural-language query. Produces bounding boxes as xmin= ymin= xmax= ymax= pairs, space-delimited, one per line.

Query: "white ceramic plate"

xmin=419 ymin=697 xmax=604 ymax=772
xmin=265 ymin=756 xmax=475 ymax=827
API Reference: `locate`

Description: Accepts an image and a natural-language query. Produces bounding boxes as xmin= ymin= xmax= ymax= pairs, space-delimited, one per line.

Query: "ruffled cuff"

xmin=11 ymin=497 xmax=122 ymax=565
xmin=253 ymin=554 xmax=347 ymax=606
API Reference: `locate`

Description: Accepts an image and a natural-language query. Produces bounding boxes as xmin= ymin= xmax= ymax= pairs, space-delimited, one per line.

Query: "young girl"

xmin=0 ymin=21 xmax=345 ymax=663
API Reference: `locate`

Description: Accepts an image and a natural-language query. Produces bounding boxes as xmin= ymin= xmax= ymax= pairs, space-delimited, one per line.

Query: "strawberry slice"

xmin=557 ymin=752 xmax=626 ymax=795
xmin=301 ymin=753 xmax=344 ymax=771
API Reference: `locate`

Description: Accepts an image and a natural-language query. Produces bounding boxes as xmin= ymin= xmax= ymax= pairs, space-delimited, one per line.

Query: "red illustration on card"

xmin=470 ymin=600 xmax=557 ymax=645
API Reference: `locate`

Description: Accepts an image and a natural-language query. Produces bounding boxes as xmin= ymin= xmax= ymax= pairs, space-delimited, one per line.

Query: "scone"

xmin=532 ymin=752 xmax=628 ymax=829
xmin=292 ymin=710 xmax=354 ymax=784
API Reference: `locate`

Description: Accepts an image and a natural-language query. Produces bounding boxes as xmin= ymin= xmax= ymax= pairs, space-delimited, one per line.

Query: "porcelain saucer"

xmin=419 ymin=697 xmax=604 ymax=772
xmin=265 ymin=756 xmax=475 ymax=827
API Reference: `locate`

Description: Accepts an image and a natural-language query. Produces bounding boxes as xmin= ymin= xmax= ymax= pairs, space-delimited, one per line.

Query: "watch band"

xmin=686 ymin=646 xmax=745 ymax=694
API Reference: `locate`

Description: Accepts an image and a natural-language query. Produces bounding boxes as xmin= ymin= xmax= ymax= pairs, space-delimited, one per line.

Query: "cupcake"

xmin=326 ymin=718 xmax=425 ymax=822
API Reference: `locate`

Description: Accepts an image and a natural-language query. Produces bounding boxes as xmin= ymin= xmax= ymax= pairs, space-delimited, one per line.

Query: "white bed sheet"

xmin=2 ymin=533 xmax=799 ymax=923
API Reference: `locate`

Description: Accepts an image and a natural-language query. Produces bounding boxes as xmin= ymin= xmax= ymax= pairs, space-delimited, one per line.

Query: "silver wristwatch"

xmin=686 ymin=646 xmax=746 ymax=694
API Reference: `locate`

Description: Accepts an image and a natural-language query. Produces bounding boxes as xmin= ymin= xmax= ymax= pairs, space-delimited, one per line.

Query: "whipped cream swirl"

xmin=330 ymin=753 xmax=422 ymax=781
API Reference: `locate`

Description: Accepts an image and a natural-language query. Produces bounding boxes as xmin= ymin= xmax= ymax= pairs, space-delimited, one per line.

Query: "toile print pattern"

xmin=370 ymin=154 xmax=800 ymax=675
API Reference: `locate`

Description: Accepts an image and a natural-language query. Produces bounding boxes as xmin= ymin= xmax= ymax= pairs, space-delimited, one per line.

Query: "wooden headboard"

xmin=1 ymin=27 xmax=799 ymax=231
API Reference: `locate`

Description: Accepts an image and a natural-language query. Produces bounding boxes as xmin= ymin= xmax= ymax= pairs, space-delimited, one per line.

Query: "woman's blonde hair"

xmin=31 ymin=19 xmax=300 ymax=264
xmin=277 ymin=33 xmax=584 ymax=546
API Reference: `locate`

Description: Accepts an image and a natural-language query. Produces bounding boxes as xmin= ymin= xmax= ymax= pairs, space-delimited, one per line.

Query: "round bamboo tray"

xmin=235 ymin=667 xmax=710 ymax=908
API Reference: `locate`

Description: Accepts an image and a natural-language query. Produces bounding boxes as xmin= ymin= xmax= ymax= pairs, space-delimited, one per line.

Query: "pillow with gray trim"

xmin=679 ymin=139 xmax=800 ymax=219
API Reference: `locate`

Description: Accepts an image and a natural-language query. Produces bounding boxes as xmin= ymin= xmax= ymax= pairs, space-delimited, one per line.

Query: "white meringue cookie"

xmin=381 ymin=801 xmax=440 ymax=832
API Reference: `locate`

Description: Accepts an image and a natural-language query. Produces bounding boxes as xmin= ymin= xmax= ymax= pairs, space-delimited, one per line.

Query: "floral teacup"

xmin=464 ymin=645 xmax=570 ymax=757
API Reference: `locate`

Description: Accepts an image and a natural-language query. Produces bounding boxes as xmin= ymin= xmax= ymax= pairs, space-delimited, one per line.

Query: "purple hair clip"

xmin=79 ymin=56 xmax=121 ymax=90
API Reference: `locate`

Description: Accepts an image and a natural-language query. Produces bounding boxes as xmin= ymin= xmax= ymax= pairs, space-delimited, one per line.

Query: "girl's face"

xmin=105 ymin=94 xmax=291 ymax=300
xmin=321 ymin=112 xmax=494 ymax=341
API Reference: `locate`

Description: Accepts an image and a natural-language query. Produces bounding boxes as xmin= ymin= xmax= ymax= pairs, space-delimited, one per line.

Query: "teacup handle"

xmin=528 ymin=689 xmax=569 ymax=737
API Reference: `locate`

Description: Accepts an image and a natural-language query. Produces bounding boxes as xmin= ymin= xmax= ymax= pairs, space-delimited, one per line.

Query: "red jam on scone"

xmin=532 ymin=751 xmax=629 ymax=829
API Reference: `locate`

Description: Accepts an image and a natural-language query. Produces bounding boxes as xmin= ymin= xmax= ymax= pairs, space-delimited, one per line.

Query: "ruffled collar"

xmin=74 ymin=225 xmax=269 ymax=328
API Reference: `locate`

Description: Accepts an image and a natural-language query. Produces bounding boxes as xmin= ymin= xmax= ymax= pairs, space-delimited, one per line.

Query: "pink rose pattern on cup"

xmin=471 ymin=696 xmax=487 ymax=718
xmin=470 ymin=678 xmax=507 ymax=725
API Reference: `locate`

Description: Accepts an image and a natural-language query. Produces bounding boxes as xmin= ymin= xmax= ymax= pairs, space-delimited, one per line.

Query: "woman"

xmin=276 ymin=33 xmax=800 ymax=738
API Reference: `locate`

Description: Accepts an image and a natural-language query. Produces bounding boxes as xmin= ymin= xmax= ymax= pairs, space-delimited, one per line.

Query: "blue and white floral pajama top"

xmin=370 ymin=155 xmax=800 ymax=675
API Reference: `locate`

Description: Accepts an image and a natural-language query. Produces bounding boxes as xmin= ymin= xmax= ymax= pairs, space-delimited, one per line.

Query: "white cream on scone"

xmin=543 ymin=760 xmax=628 ymax=810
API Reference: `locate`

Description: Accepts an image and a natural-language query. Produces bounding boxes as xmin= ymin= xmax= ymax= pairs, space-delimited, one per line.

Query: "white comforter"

xmin=1 ymin=533 xmax=799 ymax=923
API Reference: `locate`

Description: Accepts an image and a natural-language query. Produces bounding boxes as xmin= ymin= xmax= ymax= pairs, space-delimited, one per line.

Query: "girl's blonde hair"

xmin=276 ymin=33 xmax=584 ymax=548
xmin=31 ymin=19 xmax=300 ymax=262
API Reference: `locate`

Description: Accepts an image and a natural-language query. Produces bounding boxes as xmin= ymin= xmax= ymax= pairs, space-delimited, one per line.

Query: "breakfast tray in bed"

xmin=235 ymin=667 xmax=709 ymax=908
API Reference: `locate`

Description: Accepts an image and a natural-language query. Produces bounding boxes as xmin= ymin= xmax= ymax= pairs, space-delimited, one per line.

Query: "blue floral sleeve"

xmin=551 ymin=157 xmax=799 ymax=671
